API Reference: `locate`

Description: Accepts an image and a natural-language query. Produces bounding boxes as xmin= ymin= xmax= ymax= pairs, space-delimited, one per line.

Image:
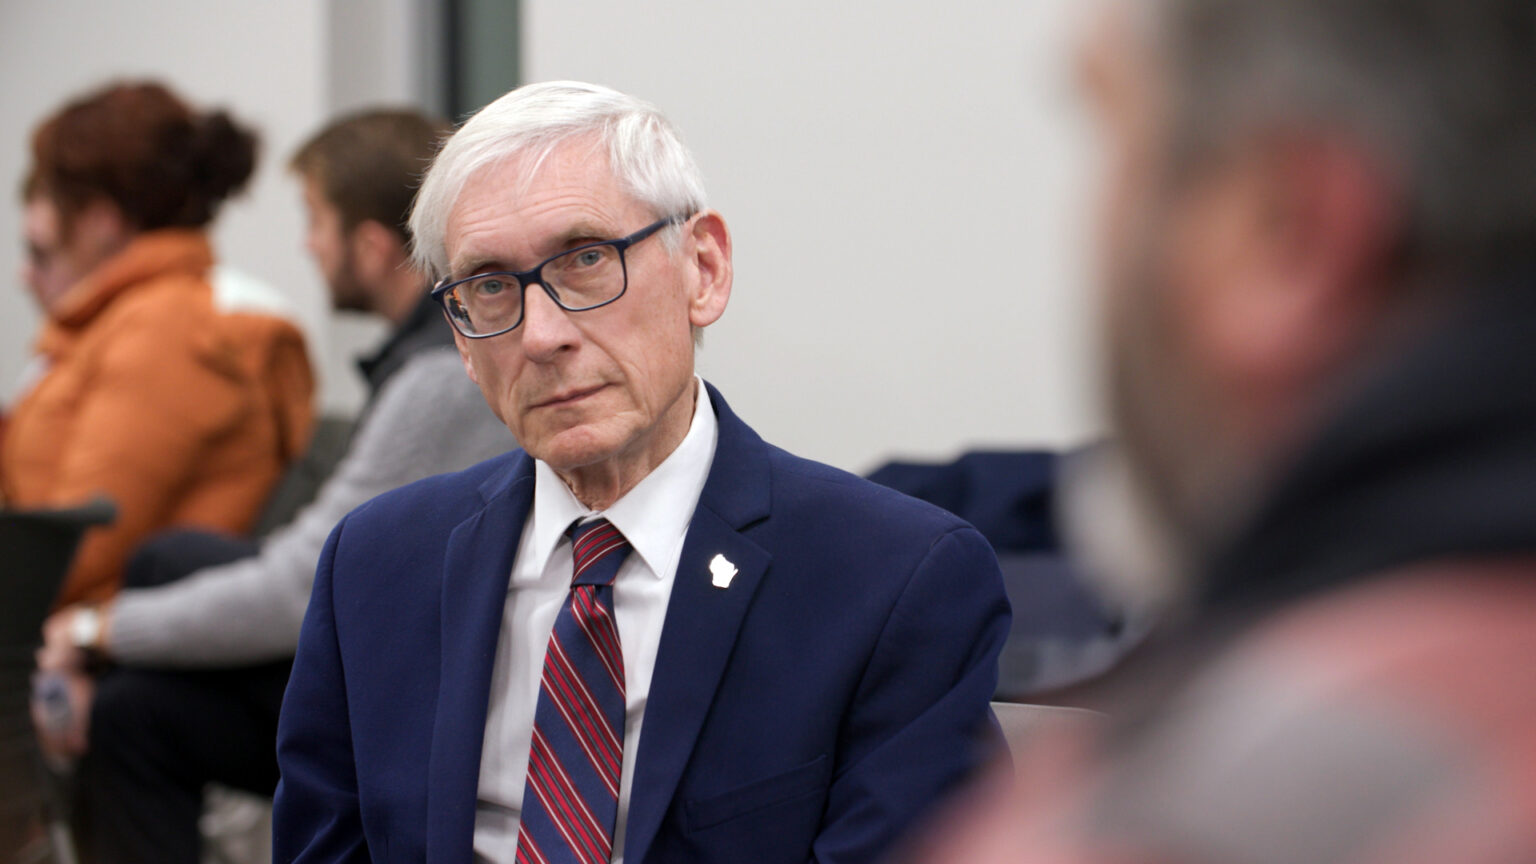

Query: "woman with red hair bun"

xmin=5 ymin=81 xmax=314 ymax=608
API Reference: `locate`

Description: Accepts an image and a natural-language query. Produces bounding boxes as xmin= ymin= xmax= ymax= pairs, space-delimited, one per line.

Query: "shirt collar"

xmin=522 ymin=378 xmax=718 ymax=582
xmin=355 ymin=290 xmax=455 ymax=392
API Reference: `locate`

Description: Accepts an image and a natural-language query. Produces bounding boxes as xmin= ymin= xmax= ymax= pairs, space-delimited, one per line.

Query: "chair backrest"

xmin=991 ymin=701 xmax=1104 ymax=771
xmin=994 ymin=553 xmax=1131 ymax=699
xmin=250 ymin=413 xmax=355 ymax=538
xmin=0 ymin=498 xmax=116 ymax=645
xmin=0 ymin=498 xmax=115 ymax=861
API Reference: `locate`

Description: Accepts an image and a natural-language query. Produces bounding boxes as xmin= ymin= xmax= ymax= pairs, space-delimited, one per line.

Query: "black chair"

xmin=250 ymin=413 xmax=356 ymax=538
xmin=0 ymin=498 xmax=115 ymax=864
xmin=993 ymin=552 xmax=1136 ymax=699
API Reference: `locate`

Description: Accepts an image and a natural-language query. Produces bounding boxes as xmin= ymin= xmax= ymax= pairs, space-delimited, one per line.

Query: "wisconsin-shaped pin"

xmin=709 ymin=554 xmax=738 ymax=588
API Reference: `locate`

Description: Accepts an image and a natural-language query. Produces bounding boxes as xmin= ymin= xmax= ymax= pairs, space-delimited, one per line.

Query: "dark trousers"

xmin=73 ymin=530 xmax=290 ymax=864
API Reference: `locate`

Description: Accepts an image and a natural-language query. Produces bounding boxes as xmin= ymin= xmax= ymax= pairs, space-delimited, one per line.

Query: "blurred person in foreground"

xmin=33 ymin=109 xmax=514 ymax=864
xmin=273 ymin=81 xmax=1010 ymax=864
xmin=910 ymin=0 xmax=1536 ymax=861
xmin=2 ymin=80 xmax=314 ymax=607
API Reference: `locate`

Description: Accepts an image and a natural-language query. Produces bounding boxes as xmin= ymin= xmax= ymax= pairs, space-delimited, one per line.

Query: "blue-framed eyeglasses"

xmin=430 ymin=214 xmax=690 ymax=339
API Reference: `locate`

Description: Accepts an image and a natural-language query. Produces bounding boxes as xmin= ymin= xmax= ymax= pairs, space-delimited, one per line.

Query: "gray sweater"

xmin=107 ymin=348 xmax=513 ymax=666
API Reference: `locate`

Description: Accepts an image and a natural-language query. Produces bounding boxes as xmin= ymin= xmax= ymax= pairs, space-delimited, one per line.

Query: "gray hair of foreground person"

xmin=1145 ymin=0 xmax=1536 ymax=280
xmin=408 ymin=80 xmax=708 ymax=281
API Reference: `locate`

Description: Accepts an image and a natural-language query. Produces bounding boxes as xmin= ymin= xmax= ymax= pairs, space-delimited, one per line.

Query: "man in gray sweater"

xmin=35 ymin=109 xmax=514 ymax=863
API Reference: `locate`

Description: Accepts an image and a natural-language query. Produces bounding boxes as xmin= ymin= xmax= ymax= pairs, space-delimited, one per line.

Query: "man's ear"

xmin=1264 ymin=132 xmax=1399 ymax=307
xmin=685 ymin=211 xmax=732 ymax=328
xmin=348 ymin=219 xmax=407 ymax=285
xmin=1173 ymin=131 xmax=1401 ymax=358
xmin=1241 ymin=132 xmax=1401 ymax=388
xmin=1164 ymin=130 xmax=1401 ymax=448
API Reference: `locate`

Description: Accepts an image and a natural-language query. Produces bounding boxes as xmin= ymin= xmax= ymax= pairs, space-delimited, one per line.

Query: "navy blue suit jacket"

xmin=273 ymin=384 xmax=1010 ymax=863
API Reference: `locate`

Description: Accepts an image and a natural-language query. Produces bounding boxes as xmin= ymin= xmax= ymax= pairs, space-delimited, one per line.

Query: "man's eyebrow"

xmin=549 ymin=220 xmax=616 ymax=250
xmin=448 ymin=221 xmax=619 ymax=277
xmin=445 ymin=253 xmax=502 ymax=279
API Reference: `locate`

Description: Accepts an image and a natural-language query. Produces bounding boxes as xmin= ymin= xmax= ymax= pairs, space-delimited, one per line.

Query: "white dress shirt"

xmin=473 ymin=381 xmax=718 ymax=863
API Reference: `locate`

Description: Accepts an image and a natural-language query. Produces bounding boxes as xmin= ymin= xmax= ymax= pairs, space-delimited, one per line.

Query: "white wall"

xmin=0 ymin=0 xmax=422 ymax=421
xmin=526 ymin=1 xmax=1104 ymax=472
xmin=1 ymin=1 xmax=1104 ymax=475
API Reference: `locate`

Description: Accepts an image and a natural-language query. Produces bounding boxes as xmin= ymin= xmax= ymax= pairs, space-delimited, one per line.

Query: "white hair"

xmin=409 ymin=81 xmax=708 ymax=280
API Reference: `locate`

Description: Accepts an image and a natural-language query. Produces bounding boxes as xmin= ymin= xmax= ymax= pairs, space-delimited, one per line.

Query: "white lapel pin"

xmin=709 ymin=554 xmax=738 ymax=589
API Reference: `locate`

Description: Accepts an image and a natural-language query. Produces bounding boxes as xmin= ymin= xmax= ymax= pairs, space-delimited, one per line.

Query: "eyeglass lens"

xmin=445 ymin=243 xmax=625 ymax=336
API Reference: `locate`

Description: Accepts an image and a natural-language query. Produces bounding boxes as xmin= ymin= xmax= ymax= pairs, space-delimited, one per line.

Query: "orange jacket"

xmin=2 ymin=230 xmax=314 ymax=606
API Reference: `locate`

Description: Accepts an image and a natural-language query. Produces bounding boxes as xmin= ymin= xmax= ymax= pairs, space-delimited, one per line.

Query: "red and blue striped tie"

xmin=516 ymin=519 xmax=630 ymax=864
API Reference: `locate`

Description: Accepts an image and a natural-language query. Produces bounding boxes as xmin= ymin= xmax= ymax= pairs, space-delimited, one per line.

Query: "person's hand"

xmin=31 ymin=665 xmax=96 ymax=761
xmin=39 ymin=603 xmax=114 ymax=672
xmin=33 ymin=604 xmax=113 ymax=762
xmin=39 ymin=607 xmax=89 ymax=674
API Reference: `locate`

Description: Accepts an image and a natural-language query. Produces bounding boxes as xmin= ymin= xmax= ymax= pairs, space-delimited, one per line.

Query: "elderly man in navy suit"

xmin=273 ymin=81 xmax=1010 ymax=864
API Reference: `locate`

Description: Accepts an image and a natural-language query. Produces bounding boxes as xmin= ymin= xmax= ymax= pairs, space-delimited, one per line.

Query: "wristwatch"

xmin=70 ymin=606 xmax=104 ymax=653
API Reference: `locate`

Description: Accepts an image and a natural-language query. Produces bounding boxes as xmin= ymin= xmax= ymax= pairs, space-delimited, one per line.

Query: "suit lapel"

xmin=426 ymin=454 xmax=535 ymax=861
xmin=623 ymin=384 xmax=774 ymax=863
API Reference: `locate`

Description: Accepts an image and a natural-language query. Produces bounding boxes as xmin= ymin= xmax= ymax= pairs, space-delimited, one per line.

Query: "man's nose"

xmin=520 ymin=283 xmax=580 ymax=360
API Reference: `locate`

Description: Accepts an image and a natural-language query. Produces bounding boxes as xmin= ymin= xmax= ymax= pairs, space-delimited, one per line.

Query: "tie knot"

xmin=570 ymin=518 xmax=631 ymax=586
